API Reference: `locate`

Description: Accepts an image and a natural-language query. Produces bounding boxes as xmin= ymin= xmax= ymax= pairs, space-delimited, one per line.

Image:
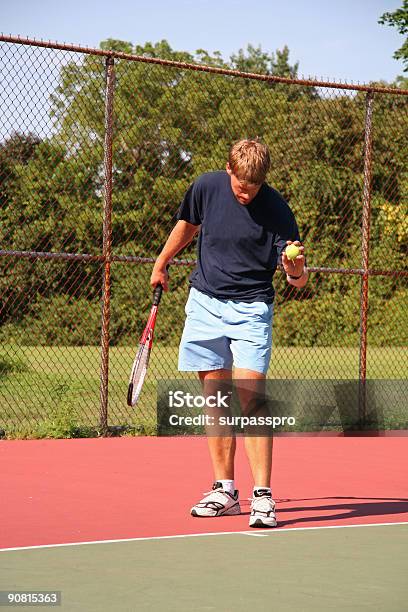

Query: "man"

xmin=151 ymin=139 xmax=308 ymax=528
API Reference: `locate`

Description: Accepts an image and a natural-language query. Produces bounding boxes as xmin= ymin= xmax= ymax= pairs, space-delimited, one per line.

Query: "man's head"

xmin=226 ymin=139 xmax=271 ymax=205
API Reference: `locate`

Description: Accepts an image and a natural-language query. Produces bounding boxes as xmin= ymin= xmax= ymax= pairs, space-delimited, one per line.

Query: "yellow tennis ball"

xmin=285 ymin=244 xmax=300 ymax=260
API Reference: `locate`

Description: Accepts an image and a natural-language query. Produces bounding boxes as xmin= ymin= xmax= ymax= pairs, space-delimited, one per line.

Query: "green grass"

xmin=0 ymin=345 xmax=407 ymax=438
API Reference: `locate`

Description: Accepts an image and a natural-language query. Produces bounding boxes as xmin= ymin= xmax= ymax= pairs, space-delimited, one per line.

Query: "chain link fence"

xmin=0 ymin=36 xmax=407 ymax=437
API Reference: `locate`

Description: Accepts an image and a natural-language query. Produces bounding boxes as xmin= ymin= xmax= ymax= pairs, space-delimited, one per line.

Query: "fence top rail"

xmin=1 ymin=250 xmax=408 ymax=278
xmin=1 ymin=33 xmax=408 ymax=97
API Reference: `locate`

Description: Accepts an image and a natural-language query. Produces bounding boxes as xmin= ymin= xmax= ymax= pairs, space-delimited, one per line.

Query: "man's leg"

xmin=234 ymin=368 xmax=272 ymax=487
xmin=199 ymin=369 xmax=235 ymax=480
xmin=177 ymin=288 xmax=240 ymax=517
xmin=190 ymin=368 xmax=240 ymax=517
xmin=235 ymin=367 xmax=277 ymax=528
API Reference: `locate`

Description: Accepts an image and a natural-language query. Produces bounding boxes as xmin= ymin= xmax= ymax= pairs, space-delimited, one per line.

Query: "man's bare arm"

xmin=150 ymin=220 xmax=200 ymax=290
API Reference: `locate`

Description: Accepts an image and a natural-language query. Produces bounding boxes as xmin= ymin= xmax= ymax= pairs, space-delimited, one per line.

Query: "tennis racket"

xmin=127 ymin=283 xmax=164 ymax=406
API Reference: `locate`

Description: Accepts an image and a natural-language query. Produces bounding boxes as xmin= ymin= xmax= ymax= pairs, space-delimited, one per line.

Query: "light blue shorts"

xmin=178 ymin=287 xmax=273 ymax=375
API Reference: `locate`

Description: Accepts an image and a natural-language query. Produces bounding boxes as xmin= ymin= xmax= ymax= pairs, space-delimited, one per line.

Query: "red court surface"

xmin=1 ymin=436 xmax=407 ymax=549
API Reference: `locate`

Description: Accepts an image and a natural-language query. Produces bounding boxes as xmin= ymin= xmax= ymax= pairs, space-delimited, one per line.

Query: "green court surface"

xmin=1 ymin=524 xmax=407 ymax=611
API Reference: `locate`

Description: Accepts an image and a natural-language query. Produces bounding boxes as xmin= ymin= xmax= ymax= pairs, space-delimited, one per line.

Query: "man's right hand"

xmin=149 ymin=220 xmax=199 ymax=293
xmin=150 ymin=264 xmax=169 ymax=292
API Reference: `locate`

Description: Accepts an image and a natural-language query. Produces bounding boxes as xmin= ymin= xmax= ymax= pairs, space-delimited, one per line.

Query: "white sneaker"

xmin=249 ymin=489 xmax=277 ymax=528
xmin=191 ymin=482 xmax=241 ymax=517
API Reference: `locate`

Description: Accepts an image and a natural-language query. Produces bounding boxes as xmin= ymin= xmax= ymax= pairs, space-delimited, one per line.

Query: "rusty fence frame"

xmin=0 ymin=35 xmax=407 ymax=433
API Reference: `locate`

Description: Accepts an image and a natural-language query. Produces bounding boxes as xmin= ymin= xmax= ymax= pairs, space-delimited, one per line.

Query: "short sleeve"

xmin=274 ymin=211 xmax=301 ymax=265
xmin=176 ymin=181 xmax=203 ymax=226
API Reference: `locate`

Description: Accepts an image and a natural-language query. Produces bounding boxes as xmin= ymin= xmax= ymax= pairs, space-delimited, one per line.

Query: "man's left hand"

xmin=282 ymin=240 xmax=305 ymax=278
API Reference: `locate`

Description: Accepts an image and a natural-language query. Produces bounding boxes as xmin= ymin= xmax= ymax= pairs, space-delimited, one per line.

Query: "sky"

xmin=0 ymin=0 xmax=405 ymax=85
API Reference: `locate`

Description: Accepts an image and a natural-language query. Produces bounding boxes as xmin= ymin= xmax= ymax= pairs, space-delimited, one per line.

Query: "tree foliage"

xmin=0 ymin=40 xmax=407 ymax=346
xmin=379 ymin=0 xmax=408 ymax=72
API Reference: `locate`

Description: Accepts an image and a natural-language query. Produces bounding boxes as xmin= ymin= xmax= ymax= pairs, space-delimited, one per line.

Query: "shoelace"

xmin=203 ymin=489 xmax=231 ymax=498
xmin=248 ymin=496 xmax=275 ymax=511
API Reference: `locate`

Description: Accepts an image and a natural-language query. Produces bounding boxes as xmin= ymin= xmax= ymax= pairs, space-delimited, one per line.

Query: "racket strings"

xmin=128 ymin=343 xmax=151 ymax=405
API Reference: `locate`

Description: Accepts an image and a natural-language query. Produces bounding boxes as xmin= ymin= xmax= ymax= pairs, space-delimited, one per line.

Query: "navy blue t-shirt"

xmin=177 ymin=171 xmax=300 ymax=303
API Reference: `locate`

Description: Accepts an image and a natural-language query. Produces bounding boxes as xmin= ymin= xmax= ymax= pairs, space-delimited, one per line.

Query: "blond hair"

xmin=228 ymin=139 xmax=270 ymax=184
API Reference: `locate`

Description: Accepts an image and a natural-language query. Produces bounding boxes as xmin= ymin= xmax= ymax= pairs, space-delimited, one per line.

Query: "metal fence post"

xmin=359 ymin=91 xmax=375 ymax=427
xmin=99 ymin=55 xmax=115 ymax=435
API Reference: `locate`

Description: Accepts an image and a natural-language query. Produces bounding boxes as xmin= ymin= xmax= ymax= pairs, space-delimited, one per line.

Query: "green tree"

xmin=1 ymin=133 xmax=42 ymax=326
xmin=379 ymin=0 xmax=408 ymax=72
xmin=0 ymin=132 xmax=41 ymax=210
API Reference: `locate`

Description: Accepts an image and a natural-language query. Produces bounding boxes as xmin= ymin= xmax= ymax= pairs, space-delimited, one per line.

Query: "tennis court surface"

xmin=1 ymin=436 xmax=407 ymax=610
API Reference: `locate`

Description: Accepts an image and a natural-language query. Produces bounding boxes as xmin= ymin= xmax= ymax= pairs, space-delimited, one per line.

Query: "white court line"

xmin=1 ymin=521 xmax=407 ymax=552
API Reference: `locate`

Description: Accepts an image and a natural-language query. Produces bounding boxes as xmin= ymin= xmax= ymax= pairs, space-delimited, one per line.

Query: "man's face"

xmin=226 ymin=163 xmax=262 ymax=205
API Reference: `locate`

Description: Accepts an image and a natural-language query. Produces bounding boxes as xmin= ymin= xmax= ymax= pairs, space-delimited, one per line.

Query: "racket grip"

xmin=152 ymin=284 xmax=163 ymax=306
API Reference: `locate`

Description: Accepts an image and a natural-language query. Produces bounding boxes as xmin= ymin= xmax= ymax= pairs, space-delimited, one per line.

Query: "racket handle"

xmin=152 ymin=284 xmax=163 ymax=306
